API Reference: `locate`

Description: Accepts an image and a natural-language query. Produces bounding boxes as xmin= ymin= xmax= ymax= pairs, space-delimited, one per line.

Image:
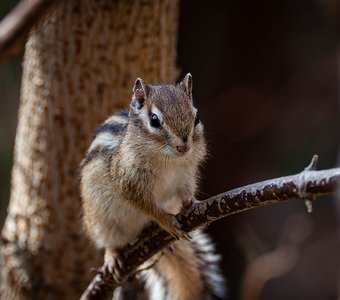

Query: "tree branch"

xmin=80 ymin=155 xmax=340 ymax=300
xmin=0 ymin=0 xmax=56 ymax=64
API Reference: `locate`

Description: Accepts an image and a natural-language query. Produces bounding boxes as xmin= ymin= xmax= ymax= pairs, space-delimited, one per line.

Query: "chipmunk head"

xmin=129 ymin=73 xmax=205 ymax=160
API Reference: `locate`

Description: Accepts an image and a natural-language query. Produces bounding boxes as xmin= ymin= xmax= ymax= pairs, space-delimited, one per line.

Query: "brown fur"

xmin=80 ymin=74 xmax=223 ymax=299
xmin=158 ymin=240 xmax=204 ymax=300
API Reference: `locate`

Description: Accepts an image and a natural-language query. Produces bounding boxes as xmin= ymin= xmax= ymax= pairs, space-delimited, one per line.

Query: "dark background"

xmin=1 ymin=1 xmax=340 ymax=299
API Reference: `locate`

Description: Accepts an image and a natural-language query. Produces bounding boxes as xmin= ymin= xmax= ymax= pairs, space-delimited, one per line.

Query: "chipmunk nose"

xmin=176 ymin=144 xmax=188 ymax=154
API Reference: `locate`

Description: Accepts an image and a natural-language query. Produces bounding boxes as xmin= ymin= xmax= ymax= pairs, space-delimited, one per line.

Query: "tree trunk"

xmin=0 ymin=1 xmax=179 ymax=299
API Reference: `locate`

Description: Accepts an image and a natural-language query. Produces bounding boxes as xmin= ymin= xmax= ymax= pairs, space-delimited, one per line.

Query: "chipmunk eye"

xmin=150 ymin=113 xmax=161 ymax=128
xmin=194 ymin=113 xmax=200 ymax=126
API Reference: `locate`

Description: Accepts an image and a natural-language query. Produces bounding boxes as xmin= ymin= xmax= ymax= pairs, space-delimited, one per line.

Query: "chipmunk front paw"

xmin=162 ymin=214 xmax=190 ymax=241
xmin=103 ymin=250 xmax=125 ymax=284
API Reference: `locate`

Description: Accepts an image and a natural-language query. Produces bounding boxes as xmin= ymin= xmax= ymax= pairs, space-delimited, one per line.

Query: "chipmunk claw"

xmin=183 ymin=197 xmax=196 ymax=209
xmin=165 ymin=243 xmax=174 ymax=253
xmin=103 ymin=252 xmax=125 ymax=284
xmin=164 ymin=214 xmax=191 ymax=241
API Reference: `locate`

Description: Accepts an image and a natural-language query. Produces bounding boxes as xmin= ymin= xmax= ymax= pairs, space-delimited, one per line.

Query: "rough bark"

xmin=0 ymin=1 xmax=179 ymax=299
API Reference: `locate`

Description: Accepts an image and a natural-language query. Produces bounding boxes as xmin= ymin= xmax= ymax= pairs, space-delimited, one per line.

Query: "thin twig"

xmin=80 ymin=155 xmax=340 ymax=300
xmin=0 ymin=0 xmax=56 ymax=64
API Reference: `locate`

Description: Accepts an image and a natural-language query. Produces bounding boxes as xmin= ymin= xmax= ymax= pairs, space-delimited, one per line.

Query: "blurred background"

xmin=1 ymin=0 xmax=339 ymax=299
xmin=0 ymin=0 xmax=21 ymax=227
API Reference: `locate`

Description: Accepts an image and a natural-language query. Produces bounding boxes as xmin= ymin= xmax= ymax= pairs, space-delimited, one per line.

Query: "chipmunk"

xmin=80 ymin=74 xmax=226 ymax=299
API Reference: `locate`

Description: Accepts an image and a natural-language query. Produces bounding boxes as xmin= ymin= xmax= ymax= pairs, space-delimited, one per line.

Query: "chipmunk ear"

xmin=132 ymin=78 xmax=149 ymax=109
xmin=179 ymin=73 xmax=193 ymax=97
